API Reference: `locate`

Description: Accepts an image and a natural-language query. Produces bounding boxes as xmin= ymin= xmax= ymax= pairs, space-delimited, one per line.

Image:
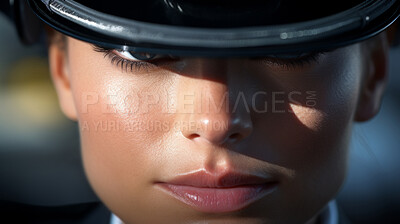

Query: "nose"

xmin=178 ymin=60 xmax=253 ymax=146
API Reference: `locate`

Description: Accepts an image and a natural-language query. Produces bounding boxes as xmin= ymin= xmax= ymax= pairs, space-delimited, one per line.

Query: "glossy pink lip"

xmin=155 ymin=171 xmax=278 ymax=213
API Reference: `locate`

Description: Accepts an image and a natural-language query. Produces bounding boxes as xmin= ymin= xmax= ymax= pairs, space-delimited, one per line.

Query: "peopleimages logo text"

xmin=81 ymin=90 xmax=318 ymax=115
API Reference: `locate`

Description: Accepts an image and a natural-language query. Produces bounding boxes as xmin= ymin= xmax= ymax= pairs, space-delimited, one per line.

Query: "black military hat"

xmin=12 ymin=0 xmax=400 ymax=56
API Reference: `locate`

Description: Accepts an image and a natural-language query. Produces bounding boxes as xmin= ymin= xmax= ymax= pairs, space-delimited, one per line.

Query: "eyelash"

xmin=258 ymin=52 xmax=325 ymax=69
xmin=93 ymin=46 xmax=163 ymax=72
xmin=93 ymin=45 xmax=325 ymax=72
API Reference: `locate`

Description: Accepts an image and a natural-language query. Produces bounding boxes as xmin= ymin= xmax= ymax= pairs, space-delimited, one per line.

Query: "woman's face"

xmin=58 ymin=37 xmax=370 ymax=223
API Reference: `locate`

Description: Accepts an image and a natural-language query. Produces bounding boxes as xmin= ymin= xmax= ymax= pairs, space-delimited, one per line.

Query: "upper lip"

xmin=159 ymin=170 xmax=276 ymax=188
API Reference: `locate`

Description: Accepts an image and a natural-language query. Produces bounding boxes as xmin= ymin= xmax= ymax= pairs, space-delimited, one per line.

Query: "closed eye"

xmin=93 ymin=45 xmax=178 ymax=72
xmin=115 ymin=50 xmax=166 ymax=61
xmin=254 ymin=52 xmax=327 ymax=69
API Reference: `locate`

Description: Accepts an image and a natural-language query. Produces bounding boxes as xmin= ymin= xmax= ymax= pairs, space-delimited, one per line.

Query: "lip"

xmin=155 ymin=170 xmax=278 ymax=213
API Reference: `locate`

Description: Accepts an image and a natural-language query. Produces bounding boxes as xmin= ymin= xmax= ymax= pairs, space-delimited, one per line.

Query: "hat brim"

xmin=28 ymin=0 xmax=400 ymax=56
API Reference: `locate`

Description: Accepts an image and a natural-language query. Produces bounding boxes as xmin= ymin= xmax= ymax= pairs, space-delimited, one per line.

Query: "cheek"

xmin=248 ymin=47 xmax=363 ymax=219
xmin=287 ymin=47 xmax=363 ymax=203
xmin=247 ymin=46 xmax=363 ymax=169
xmin=66 ymin=42 xmax=178 ymax=212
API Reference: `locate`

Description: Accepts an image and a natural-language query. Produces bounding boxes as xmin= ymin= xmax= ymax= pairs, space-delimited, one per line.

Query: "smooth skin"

xmin=48 ymin=26 xmax=390 ymax=223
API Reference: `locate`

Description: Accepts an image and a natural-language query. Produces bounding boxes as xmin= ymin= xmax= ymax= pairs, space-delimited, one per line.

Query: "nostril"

xmin=187 ymin=133 xmax=200 ymax=139
xmin=228 ymin=133 xmax=241 ymax=141
xmin=179 ymin=111 xmax=253 ymax=145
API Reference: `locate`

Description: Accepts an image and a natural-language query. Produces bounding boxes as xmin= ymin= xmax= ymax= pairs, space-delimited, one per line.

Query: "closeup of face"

xmin=48 ymin=31 xmax=388 ymax=224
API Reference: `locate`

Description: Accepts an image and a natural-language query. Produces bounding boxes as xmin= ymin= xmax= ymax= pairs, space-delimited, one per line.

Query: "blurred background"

xmin=0 ymin=13 xmax=399 ymax=223
xmin=0 ymin=13 xmax=107 ymax=223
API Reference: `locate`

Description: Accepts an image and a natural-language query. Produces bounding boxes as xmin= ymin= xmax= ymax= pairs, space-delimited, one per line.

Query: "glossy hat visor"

xmin=28 ymin=0 xmax=400 ymax=56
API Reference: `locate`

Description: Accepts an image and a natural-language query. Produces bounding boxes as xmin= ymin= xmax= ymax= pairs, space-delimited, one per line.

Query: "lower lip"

xmin=156 ymin=183 xmax=278 ymax=213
